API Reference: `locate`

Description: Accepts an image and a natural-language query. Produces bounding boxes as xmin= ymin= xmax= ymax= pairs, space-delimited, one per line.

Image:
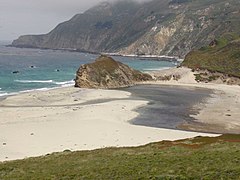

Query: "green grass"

xmin=182 ymin=34 xmax=240 ymax=77
xmin=0 ymin=135 xmax=240 ymax=179
xmin=194 ymin=73 xmax=220 ymax=82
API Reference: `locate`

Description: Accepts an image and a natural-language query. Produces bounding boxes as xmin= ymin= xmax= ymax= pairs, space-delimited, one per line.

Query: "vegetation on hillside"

xmin=12 ymin=0 xmax=240 ymax=57
xmin=0 ymin=135 xmax=240 ymax=179
xmin=182 ymin=34 xmax=240 ymax=77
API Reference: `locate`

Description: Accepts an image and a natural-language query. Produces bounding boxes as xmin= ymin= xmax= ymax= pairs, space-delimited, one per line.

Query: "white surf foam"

xmin=19 ymin=87 xmax=59 ymax=94
xmin=4 ymin=79 xmax=75 ymax=98
xmin=143 ymin=67 xmax=172 ymax=71
xmin=0 ymin=92 xmax=18 ymax=97
xmin=15 ymin=80 xmax=54 ymax=83
xmin=15 ymin=80 xmax=75 ymax=87
xmin=54 ymin=80 xmax=75 ymax=87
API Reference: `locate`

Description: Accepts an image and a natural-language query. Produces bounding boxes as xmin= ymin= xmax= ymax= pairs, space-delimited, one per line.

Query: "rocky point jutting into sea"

xmin=75 ymin=55 xmax=152 ymax=89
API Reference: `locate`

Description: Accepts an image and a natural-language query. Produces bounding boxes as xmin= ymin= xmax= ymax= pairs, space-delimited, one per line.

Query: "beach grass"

xmin=0 ymin=135 xmax=240 ymax=179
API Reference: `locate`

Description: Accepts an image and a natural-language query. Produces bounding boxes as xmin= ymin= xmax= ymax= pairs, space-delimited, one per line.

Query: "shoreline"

xmin=0 ymin=84 xmax=218 ymax=162
xmin=1 ymin=67 xmax=239 ymax=162
xmin=0 ymin=82 xmax=75 ymax=99
xmin=103 ymin=53 xmax=182 ymax=62
xmin=6 ymin=44 xmax=181 ymax=62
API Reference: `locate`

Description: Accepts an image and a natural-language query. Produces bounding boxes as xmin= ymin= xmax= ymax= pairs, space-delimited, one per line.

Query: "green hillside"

xmin=0 ymin=135 xmax=240 ymax=179
xmin=182 ymin=34 xmax=240 ymax=77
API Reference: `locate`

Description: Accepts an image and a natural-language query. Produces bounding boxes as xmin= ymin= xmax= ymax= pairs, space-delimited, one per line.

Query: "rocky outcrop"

xmin=74 ymin=55 xmax=153 ymax=89
xmin=12 ymin=0 xmax=240 ymax=58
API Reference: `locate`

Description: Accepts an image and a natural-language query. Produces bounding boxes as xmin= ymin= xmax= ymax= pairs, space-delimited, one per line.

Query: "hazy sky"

xmin=0 ymin=0 xmax=125 ymax=41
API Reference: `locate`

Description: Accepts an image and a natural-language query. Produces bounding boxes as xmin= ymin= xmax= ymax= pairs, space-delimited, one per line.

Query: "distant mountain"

xmin=12 ymin=0 xmax=240 ymax=58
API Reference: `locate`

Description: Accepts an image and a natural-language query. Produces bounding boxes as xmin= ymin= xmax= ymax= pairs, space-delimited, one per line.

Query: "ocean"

xmin=0 ymin=42 xmax=176 ymax=96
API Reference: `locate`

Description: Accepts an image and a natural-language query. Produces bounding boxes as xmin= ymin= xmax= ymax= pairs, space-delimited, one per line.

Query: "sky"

xmin=0 ymin=0 xmax=131 ymax=41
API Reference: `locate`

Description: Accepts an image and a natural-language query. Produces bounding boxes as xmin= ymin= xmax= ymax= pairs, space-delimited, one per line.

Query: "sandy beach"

xmin=147 ymin=67 xmax=240 ymax=133
xmin=0 ymin=82 xmax=218 ymax=162
xmin=1 ymin=67 xmax=240 ymax=162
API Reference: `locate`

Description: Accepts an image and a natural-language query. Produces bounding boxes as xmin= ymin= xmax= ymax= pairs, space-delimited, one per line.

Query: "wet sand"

xmin=147 ymin=67 xmax=240 ymax=134
xmin=124 ymin=85 xmax=212 ymax=131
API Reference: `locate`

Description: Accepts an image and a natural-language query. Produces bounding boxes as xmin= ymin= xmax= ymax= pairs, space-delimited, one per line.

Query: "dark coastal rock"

xmin=12 ymin=71 xmax=20 ymax=74
xmin=75 ymin=55 xmax=153 ymax=89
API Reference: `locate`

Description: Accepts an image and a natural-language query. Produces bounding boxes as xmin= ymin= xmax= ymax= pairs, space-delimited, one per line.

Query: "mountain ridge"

xmin=12 ymin=0 xmax=240 ymax=58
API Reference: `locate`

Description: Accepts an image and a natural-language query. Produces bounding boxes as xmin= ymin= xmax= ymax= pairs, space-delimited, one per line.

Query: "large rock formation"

xmin=75 ymin=55 xmax=152 ymax=89
xmin=12 ymin=0 xmax=240 ymax=58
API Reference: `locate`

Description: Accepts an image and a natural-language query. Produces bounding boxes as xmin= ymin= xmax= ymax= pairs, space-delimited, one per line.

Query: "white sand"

xmin=0 ymin=85 xmax=217 ymax=162
xmin=147 ymin=67 xmax=240 ymax=133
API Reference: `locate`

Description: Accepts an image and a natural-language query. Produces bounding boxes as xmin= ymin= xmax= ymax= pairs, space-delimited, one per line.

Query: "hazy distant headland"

xmin=11 ymin=0 xmax=240 ymax=58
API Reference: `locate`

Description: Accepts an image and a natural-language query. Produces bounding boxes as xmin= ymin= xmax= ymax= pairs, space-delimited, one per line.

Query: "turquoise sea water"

xmin=0 ymin=42 xmax=176 ymax=96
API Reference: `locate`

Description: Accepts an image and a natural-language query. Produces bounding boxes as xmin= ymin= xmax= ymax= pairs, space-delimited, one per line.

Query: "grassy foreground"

xmin=0 ymin=135 xmax=240 ymax=179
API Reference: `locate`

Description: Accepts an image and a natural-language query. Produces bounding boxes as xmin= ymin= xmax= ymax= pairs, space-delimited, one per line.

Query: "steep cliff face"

xmin=12 ymin=0 xmax=144 ymax=52
xmin=12 ymin=0 xmax=240 ymax=57
xmin=75 ymin=55 xmax=152 ymax=89
xmin=120 ymin=0 xmax=240 ymax=57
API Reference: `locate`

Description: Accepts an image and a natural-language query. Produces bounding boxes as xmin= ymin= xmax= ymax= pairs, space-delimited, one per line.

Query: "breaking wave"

xmin=15 ymin=79 xmax=75 ymax=87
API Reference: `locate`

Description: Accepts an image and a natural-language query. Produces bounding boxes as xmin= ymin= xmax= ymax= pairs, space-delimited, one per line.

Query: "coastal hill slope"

xmin=1 ymin=135 xmax=240 ymax=179
xmin=12 ymin=0 xmax=240 ymax=58
xmin=182 ymin=34 xmax=240 ymax=79
xmin=75 ymin=55 xmax=152 ymax=89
